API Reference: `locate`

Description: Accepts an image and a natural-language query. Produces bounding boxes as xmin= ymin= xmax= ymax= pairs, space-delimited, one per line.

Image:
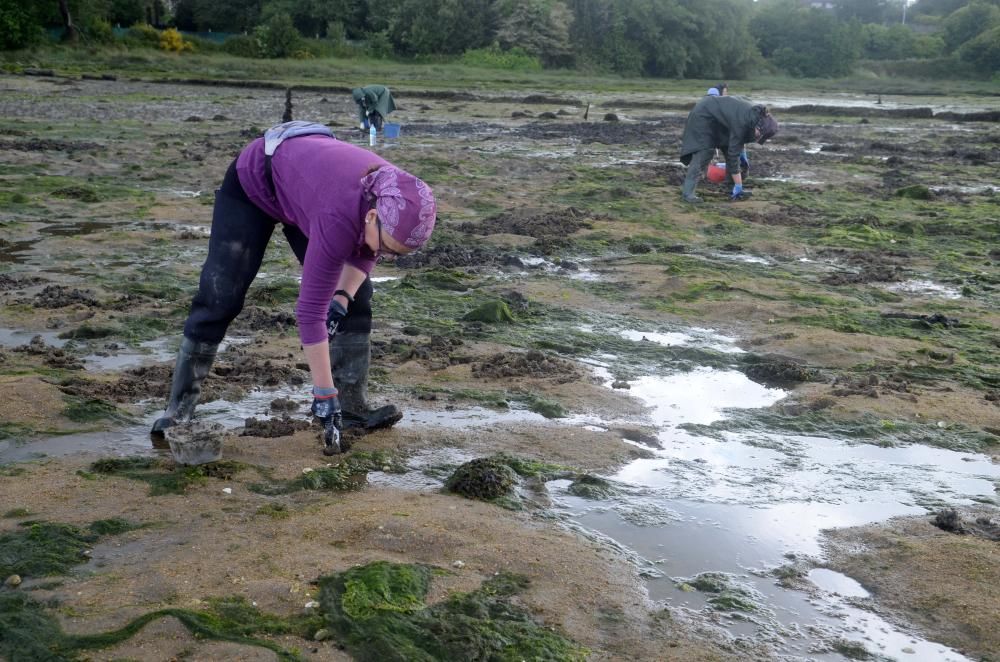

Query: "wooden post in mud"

xmin=584 ymin=103 xmax=590 ymax=121
xmin=282 ymin=88 xmax=293 ymax=122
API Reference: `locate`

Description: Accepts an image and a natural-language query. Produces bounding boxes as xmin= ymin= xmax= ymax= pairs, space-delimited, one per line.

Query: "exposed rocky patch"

xmin=231 ymin=306 xmax=297 ymax=333
xmin=459 ymin=207 xmax=595 ymax=239
xmin=393 ymin=243 xmax=505 ymax=269
xmin=242 ymin=415 xmax=310 ymax=438
xmin=0 ymin=138 xmax=101 ymax=152
xmin=514 ymin=119 xmax=682 ymax=145
xmin=0 ymin=274 xmax=46 ymax=292
xmin=741 ymin=356 xmax=819 ymax=388
xmin=60 ymin=349 xmax=305 ymax=403
xmin=472 ymin=350 xmax=581 ymax=384
xmin=25 ymin=285 xmax=100 ymax=309
xmin=12 ymin=335 xmax=84 ymax=370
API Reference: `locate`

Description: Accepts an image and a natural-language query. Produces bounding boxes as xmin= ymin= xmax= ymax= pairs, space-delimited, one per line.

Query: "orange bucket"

xmin=706 ymin=163 xmax=727 ymax=184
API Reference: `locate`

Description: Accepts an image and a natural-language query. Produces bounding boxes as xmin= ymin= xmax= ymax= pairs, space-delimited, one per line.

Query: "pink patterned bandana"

xmin=360 ymin=166 xmax=436 ymax=249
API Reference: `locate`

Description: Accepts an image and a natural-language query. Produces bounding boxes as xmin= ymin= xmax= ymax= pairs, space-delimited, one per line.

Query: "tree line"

xmin=2 ymin=0 xmax=998 ymax=77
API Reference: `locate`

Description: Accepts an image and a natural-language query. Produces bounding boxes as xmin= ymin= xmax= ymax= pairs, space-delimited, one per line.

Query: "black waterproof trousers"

xmin=183 ymin=160 xmax=372 ymax=345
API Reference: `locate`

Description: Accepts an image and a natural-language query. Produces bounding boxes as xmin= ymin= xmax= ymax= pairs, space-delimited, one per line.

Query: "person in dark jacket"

xmin=352 ymin=85 xmax=396 ymax=131
xmin=680 ymin=95 xmax=778 ymax=203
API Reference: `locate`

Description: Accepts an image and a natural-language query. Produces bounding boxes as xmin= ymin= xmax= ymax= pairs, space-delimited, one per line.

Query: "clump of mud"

xmin=514 ymin=119 xmax=680 ymax=146
xmin=24 ymin=285 xmax=99 ymax=309
xmin=459 ymin=207 xmax=595 ymax=239
xmin=818 ymin=248 xmax=908 ymax=285
xmin=13 ymin=335 xmax=84 ymax=370
xmin=0 ymin=138 xmax=101 ymax=152
xmin=445 ymin=457 xmax=518 ymax=501
xmin=932 ymin=508 xmax=1000 ymax=541
xmin=231 ymin=306 xmax=297 ymax=333
xmin=0 ymin=274 xmax=46 ymax=292
xmin=242 ymin=415 xmax=309 ymax=438
xmin=60 ymin=348 xmax=305 ymax=404
xmin=831 ymin=372 xmax=913 ymax=399
xmin=741 ymin=355 xmax=818 ymax=388
xmin=472 ymin=350 xmax=580 ymax=383
xmin=393 ymin=243 xmax=504 ymax=269
xmin=378 ymin=335 xmax=466 ymax=370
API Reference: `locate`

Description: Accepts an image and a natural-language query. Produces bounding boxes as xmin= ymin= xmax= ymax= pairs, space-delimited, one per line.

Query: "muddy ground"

xmin=0 ymin=70 xmax=998 ymax=660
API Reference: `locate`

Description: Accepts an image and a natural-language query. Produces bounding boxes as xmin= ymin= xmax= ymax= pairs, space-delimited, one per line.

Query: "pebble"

xmin=222 ymin=487 xmax=232 ymax=494
xmin=901 ymin=647 xmax=916 ymax=654
xmin=314 ymin=628 xmax=331 ymax=641
xmin=304 ymin=600 xmax=320 ymax=609
xmin=452 ymin=560 xmax=465 ymax=569
xmin=4 ymin=574 xmax=22 ymax=588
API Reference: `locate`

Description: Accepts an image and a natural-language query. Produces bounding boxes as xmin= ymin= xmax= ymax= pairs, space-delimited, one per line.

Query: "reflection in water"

xmin=550 ymin=364 xmax=989 ymax=660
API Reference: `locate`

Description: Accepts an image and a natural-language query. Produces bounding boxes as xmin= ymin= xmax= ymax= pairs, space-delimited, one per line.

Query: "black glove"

xmin=326 ymin=298 xmax=348 ymax=338
xmin=311 ymin=393 xmax=343 ymax=455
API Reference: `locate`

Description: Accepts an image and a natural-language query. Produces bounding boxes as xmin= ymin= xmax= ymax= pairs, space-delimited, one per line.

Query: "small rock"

xmin=611 ymin=380 xmax=630 ymax=390
xmin=452 ymin=560 xmax=465 ymax=569
xmin=902 ymin=647 xmax=916 ymax=654
xmin=222 ymin=487 xmax=233 ymax=494
xmin=603 ymin=113 xmax=619 ymax=122
xmin=314 ymin=628 xmax=331 ymax=641
xmin=302 ymin=467 xmax=314 ymax=474
xmin=5 ymin=574 xmax=22 ymax=588
xmin=937 ymin=421 xmax=946 ymax=428
xmin=304 ymin=600 xmax=320 ymax=609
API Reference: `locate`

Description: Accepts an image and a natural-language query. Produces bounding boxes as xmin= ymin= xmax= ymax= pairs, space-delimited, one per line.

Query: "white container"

xmin=369 ymin=124 xmax=377 ymax=146
xmin=164 ymin=421 xmax=225 ymax=465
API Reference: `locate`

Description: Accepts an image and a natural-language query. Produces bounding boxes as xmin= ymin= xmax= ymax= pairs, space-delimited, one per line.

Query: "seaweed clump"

xmin=317 ymin=560 xmax=587 ymax=661
xmin=0 ymin=592 xmax=314 ymax=662
xmin=0 ymin=519 xmax=139 ymax=578
xmin=250 ymin=450 xmax=405 ymax=496
xmin=567 ymin=474 xmax=617 ymax=500
xmin=444 ymin=457 xmax=518 ymax=500
xmin=89 ymin=457 xmax=244 ymax=495
xmin=462 ymin=300 xmax=516 ymax=323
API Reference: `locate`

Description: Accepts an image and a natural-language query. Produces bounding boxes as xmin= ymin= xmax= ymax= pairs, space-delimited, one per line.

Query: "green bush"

xmin=958 ymin=25 xmax=1000 ymax=75
xmin=82 ymin=18 xmax=116 ymax=45
xmin=122 ymin=22 xmax=159 ymax=48
xmin=860 ymin=55 xmax=977 ymax=79
xmin=460 ymin=43 xmax=542 ymax=71
xmin=221 ymin=34 xmax=259 ymax=58
xmin=0 ymin=0 xmax=42 ymax=50
xmin=255 ymin=13 xmax=302 ymax=59
xmin=365 ymin=30 xmax=394 ymax=59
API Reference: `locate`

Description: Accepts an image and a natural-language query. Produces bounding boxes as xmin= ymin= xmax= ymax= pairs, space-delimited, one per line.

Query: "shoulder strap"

xmin=263 ymin=121 xmax=335 ymax=193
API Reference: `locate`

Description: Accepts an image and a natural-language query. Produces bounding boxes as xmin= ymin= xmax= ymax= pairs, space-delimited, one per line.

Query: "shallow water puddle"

xmin=519 ymin=256 xmax=602 ymax=281
xmin=619 ymin=327 xmax=744 ymax=354
xmin=548 ymin=363 xmax=993 ymax=660
xmin=882 ymin=279 xmax=962 ymax=300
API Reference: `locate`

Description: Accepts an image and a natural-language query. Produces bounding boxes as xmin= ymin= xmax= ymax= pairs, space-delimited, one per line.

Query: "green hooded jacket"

xmin=351 ymin=85 xmax=396 ymax=122
xmin=680 ymin=95 xmax=764 ymax=175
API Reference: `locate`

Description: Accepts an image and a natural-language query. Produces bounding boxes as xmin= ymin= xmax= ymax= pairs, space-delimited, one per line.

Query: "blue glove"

xmin=731 ymin=183 xmax=743 ymax=199
xmin=739 ymin=151 xmax=750 ymax=169
xmin=326 ymin=299 xmax=348 ymax=338
xmin=311 ymin=387 xmax=343 ymax=455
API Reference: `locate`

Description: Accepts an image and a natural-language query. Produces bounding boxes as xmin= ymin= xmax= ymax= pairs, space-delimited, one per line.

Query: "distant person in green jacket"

xmin=679 ymin=95 xmax=778 ymax=203
xmin=352 ymin=85 xmax=396 ymax=131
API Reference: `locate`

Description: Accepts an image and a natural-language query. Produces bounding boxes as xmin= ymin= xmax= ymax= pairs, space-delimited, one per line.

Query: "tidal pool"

xmin=544 ymin=353 xmax=994 ymax=660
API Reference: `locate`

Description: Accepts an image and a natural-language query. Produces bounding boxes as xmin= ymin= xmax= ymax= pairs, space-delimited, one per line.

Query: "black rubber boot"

xmin=151 ymin=337 xmax=219 ymax=437
xmin=331 ymin=332 xmax=402 ymax=432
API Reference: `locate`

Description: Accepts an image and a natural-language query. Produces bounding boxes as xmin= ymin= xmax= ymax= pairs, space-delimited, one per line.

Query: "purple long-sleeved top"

xmin=236 ymin=135 xmax=385 ymax=345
